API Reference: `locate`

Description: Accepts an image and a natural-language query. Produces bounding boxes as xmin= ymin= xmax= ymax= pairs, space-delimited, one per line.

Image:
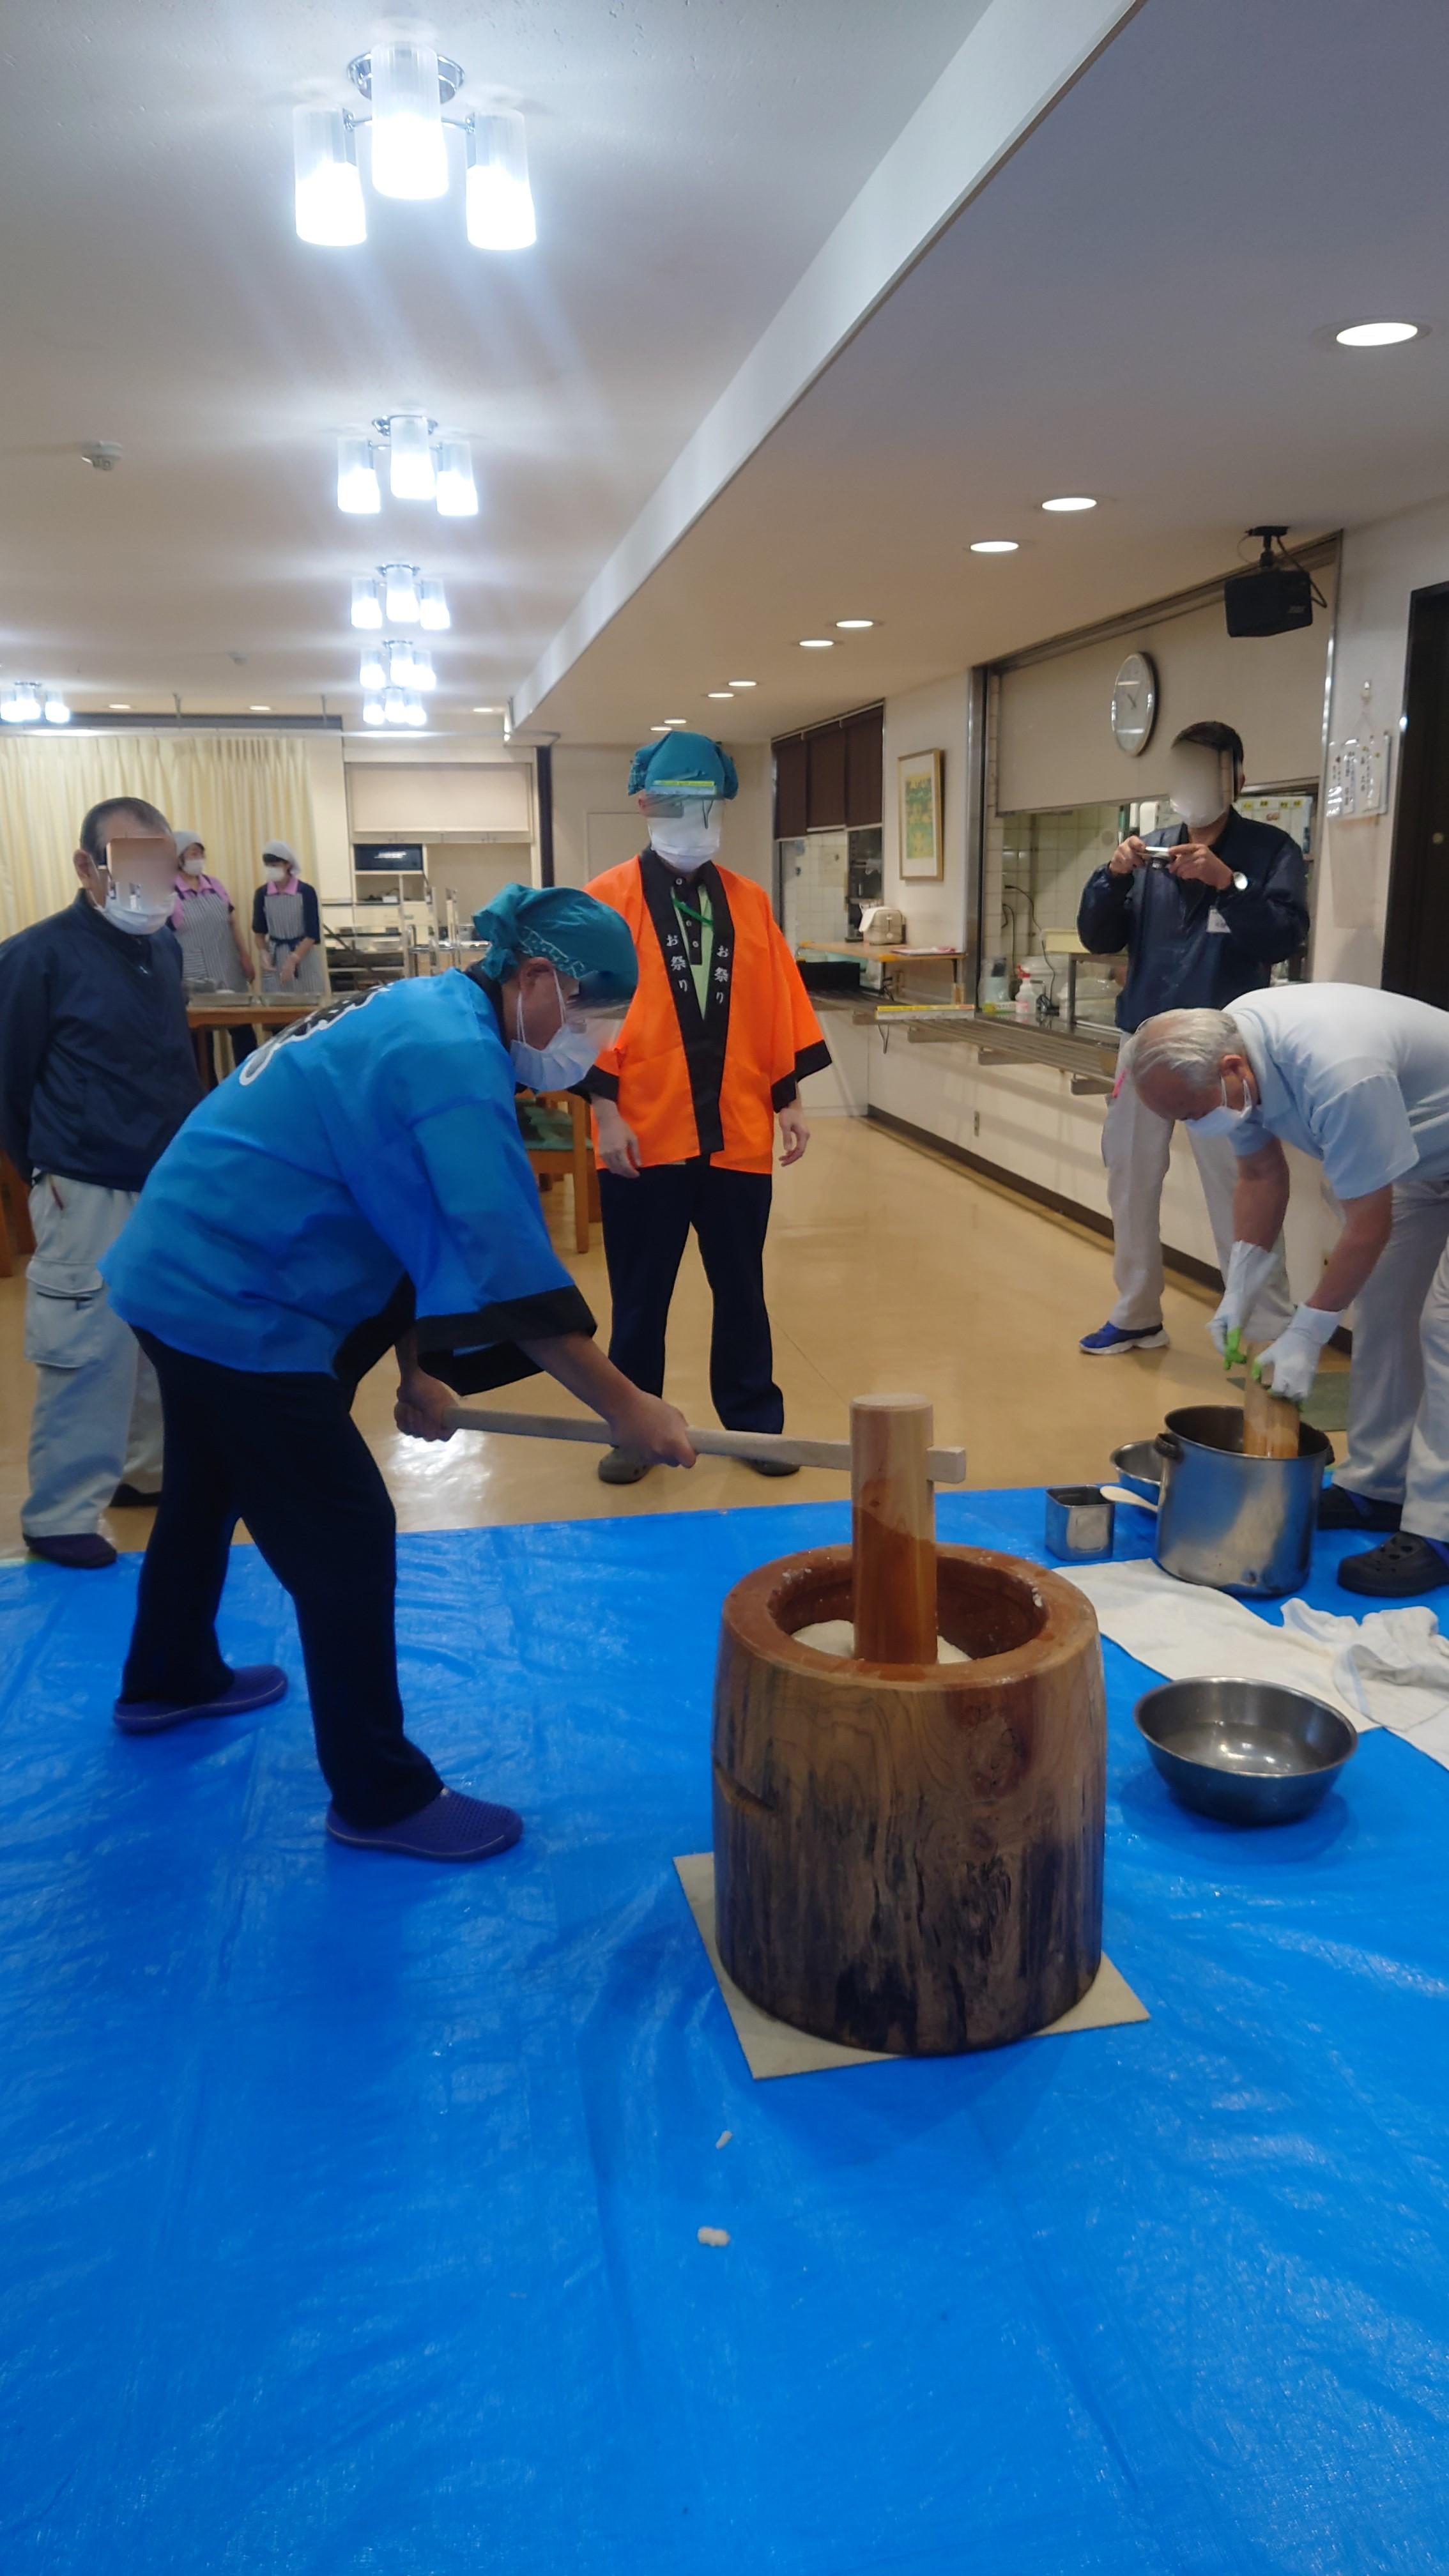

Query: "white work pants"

xmin=1102 ymin=1057 xmax=1292 ymax=1336
xmin=1336 ymin=1172 xmax=1449 ymax=1540
xmin=22 ymin=1177 xmax=162 ymax=1538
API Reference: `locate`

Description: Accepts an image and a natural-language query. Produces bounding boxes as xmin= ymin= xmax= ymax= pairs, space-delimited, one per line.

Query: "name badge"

xmin=1206 ymin=905 xmax=1230 ymax=935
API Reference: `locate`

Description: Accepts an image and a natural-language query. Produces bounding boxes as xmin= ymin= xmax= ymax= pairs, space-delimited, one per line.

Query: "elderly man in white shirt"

xmin=1130 ymin=983 xmax=1449 ymax=1598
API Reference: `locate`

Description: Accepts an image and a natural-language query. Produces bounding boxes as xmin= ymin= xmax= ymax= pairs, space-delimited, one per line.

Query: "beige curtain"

xmin=0 ymin=732 xmax=319 ymax=939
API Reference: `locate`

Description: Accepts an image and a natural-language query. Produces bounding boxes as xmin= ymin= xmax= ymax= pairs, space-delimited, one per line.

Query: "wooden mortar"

xmin=711 ymin=1535 xmax=1107 ymax=2055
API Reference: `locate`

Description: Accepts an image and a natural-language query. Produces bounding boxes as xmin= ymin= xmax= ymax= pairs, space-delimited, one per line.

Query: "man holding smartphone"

xmin=1076 ymin=721 xmax=1308 ymax=1356
xmin=0 ymin=797 xmax=200 ymax=1565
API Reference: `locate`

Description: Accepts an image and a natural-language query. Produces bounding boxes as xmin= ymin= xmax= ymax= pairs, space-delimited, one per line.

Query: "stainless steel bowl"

xmin=1133 ymin=1677 xmax=1358 ymax=1825
xmin=1110 ymin=1439 xmax=1163 ymax=1502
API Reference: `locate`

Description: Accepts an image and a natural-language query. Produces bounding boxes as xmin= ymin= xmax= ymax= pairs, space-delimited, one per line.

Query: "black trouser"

xmin=599 ymin=1160 xmax=782 ymax=1434
xmin=121 ymin=1335 xmax=442 ymax=1828
xmin=195 ymin=1025 xmax=259 ymax=1086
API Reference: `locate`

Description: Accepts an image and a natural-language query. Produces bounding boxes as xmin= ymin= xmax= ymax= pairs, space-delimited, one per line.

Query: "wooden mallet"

xmin=447 ymin=1395 xmax=963 ymax=1661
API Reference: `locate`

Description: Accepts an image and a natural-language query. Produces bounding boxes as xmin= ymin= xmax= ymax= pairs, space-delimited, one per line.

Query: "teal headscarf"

xmin=471 ymin=883 xmax=638 ymax=1009
xmin=626 ymin=731 xmax=739 ymax=801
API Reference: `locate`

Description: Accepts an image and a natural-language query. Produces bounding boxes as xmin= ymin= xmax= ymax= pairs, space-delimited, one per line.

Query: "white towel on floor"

xmin=1066 ymin=1561 xmax=1449 ymax=1771
xmin=1279 ymin=1601 xmax=1449 ymax=1746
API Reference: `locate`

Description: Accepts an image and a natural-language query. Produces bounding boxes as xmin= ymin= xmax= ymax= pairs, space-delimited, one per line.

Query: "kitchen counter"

xmin=876 ymin=1006 xmax=1121 ymax=1092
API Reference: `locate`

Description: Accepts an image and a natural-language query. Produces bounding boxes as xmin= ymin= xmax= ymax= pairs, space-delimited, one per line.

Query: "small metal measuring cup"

xmin=1044 ymin=1485 xmax=1116 ymax=1560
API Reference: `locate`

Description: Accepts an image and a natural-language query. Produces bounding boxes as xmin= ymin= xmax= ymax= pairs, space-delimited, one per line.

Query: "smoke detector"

xmin=81 ymin=442 xmax=122 ymax=471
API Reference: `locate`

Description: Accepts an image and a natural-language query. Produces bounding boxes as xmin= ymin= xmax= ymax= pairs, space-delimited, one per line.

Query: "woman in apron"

xmin=252 ymin=839 xmax=326 ymax=998
xmin=170 ymin=828 xmax=259 ymax=1071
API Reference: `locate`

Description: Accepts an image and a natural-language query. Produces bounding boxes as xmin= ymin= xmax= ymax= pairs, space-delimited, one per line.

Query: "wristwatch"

xmin=1228 ymin=870 xmax=1248 ymax=893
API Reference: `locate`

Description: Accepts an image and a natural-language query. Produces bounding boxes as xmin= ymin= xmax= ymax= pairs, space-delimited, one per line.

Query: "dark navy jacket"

xmin=0 ymin=893 xmax=201 ymax=1191
xmin=1076 ymin=811 xmax=1308 ymax=1034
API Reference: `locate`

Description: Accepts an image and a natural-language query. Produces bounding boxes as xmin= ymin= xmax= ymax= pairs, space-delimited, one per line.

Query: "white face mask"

xmin=648 ymin=806 xmax=720 ymax=872
xmin=509 ymin=967 xmax=599 ymax=1091
xmin=1188 ymin=1080 xmax=1252 ymax=1137
xmin=103 ymin=884 xmax=172 ymax=936
xmin=1169 ymin=746 xmax=1234 ymax=830
xmin=181 ymin=854 xmax=206 ymax=877
xmin=264 ymin=864 xmax=290 ymax=882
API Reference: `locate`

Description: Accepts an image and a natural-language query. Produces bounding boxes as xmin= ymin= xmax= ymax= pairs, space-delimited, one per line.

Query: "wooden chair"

xmin=0 ymin=1151 xmax=35 ymax=1280
xmin=516 ymin=1090 xmax=598 ymax=1254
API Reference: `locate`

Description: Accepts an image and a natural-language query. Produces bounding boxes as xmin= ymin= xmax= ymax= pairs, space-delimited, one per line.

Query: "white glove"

xmin=1209 ymin=1241 xmax=1281 ymax=1360
xmin=1252 ymin=1302 xmax=1341 ymax=1405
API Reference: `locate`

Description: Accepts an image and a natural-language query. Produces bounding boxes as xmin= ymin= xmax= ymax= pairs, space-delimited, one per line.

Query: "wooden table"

xmin=185 ymin=999 xmax=320 ymax=1091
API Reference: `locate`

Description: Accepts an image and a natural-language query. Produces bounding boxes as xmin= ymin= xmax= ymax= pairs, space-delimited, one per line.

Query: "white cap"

xmin=261 ymin=839 xmax=298 ymax=867
xmin=172 ymin=826 xmax=203 ymax=856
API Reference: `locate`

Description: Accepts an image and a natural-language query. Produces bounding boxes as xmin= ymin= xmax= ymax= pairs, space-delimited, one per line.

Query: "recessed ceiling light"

xmin=1041 ymin=495 xmax=1096 ymax=513
xmin=471 ymin=703 xmax=503 ymax=712
xmin=970 ymin=539 xmax=1019 ymax=554
xmin=835 ymin=618 xmax=875 ymax=630
xmin=663 ymin=716 xmax=687 ymax=725
xmin=109 ymin=702 xmax=132 ymax=710
xmin=799 ymin=638 xmax=834 ymax=648
xmin=1335 ymin=319 xmax=1420 ymax=347
xmin=729 ymin=679 xmax=756 ymax=688
xmin=707 ymin=689 xmax=733 ymax=700
xmin=650 ymin=724 xmax=671 ymax=733
xmin=249 ymin=703 xmax=272 ymax=711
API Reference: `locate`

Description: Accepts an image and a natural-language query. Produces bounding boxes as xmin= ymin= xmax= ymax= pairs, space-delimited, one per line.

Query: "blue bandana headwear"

xmin=626 ymin=731 xmax=739 ymax=801
xmin=471 ymin=883 xmax=638 ymax=1009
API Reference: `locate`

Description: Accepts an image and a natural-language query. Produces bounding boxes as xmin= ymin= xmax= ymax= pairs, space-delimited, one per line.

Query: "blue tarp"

xmin=2 ymin=1489 xmax=1448 ymax=2574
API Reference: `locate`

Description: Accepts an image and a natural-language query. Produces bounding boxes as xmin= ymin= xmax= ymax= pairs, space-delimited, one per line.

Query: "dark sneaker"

xmin=1318 ymin=1484 xmax=1401 ymax=1533
xmin=1337 ymin=1533 xmax=1449 ymax=1598
xmin=25 ymin=1533 xmax=118 ymax=1570
xmin=114 ymin=1664 xmax=288 ymax=1736
xmin=597 ymin=1448 xmax=650 ymax=1485
xmin=1079 ymin=1321 xmax=1169 ymax=1356
xmin=325 ymin=1788 xmax=523 ymax=1862
xmin=747 ymin=1456 xmax=801 ymax=1477
xmin=110 ymin=1482 xmax=162 ymax=1508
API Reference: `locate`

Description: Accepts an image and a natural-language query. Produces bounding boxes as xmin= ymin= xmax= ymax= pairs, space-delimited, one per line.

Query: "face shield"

xmin=641 ymin=792 xmax=721 ymax=871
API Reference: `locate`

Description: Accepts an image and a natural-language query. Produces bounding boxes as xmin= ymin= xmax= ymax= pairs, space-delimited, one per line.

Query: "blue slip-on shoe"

xmin=325 ymin=1788 xmax=524 ymax=1862
xmin=1079 ymin=1320 xmax=1169 ymax=1356
xmin=113 ymin=1664 xmax=289 ymax=1736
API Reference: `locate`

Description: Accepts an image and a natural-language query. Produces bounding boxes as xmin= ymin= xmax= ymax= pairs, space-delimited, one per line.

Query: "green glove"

xmin=1223 ymin=1327 xmax=1245 ymax=1372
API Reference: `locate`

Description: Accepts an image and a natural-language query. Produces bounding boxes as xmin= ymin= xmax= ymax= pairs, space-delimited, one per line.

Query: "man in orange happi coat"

xmin=584 ymin=731 xmax=831 ymax=1484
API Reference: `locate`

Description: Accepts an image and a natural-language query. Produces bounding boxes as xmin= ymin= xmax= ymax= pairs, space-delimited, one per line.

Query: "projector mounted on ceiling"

xmin=1223 ymin=526 xmax=1319 ymax=638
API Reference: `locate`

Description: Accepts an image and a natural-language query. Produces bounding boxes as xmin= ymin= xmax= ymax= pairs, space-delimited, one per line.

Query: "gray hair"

xmin=1130 ymin=1008 xmax=1238 ymax=1092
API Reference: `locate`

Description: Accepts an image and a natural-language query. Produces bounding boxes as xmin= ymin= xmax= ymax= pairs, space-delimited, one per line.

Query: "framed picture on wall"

xmin=898 ymin=749 xmax=944 ymax=880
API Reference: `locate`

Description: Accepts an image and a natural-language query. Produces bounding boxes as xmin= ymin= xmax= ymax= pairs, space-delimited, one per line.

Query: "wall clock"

xmin=1111 ymin=650 xmax=1157 ymax=757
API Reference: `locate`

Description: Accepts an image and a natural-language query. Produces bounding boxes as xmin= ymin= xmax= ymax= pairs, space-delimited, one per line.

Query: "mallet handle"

xmin=445 ymin=1404 xmax=967 ymax=1483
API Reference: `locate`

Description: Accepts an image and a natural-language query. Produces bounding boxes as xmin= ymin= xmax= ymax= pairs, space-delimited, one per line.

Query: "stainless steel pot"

xmin=1153 ymin=1405 xmax=1333 ymax=1599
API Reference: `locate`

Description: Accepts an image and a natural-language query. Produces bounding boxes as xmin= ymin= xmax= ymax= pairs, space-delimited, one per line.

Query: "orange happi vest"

xmin=585 ymin=853 xmax=831 ymax=1175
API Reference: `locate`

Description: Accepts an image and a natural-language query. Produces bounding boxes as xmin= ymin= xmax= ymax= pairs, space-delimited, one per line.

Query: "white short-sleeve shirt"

xmin=1227 ymin=986 xmax=1449 ymax=1200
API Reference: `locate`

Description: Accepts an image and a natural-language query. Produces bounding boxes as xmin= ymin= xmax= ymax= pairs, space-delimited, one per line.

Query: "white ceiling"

xmin=0 ymin=0 xmax=985 ymax=723
xmin=528 ymin=0 xmax=1449 ymax=742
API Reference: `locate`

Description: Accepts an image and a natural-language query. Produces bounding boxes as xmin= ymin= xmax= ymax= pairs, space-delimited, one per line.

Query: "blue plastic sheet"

xmin=3 ymin=1489 xmax=1449 ymax=2575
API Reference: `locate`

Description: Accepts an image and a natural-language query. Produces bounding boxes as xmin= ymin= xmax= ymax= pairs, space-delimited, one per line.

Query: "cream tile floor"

xmin=0 ymin=1117 xmax=1338 ymax=1556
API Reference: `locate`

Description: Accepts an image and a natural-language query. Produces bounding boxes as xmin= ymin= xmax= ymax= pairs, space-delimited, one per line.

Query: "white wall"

xmin=995 ymin=577 xmax=1335 ymax=814
xmin=1314 ymin=492 xmax=1449 ymax=985
xmin=549 ymin=740 xmax=774 ymax=891
xmin=881 ymin=673 xmax=969 ymax=947
xmin=302 ymin=735 xmax=351 ymax=902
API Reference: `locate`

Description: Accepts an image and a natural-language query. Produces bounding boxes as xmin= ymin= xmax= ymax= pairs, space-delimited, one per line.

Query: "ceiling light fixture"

xmin=472 ymin=704 xmax=503 ymax=713
xmin=387 ymin=639 xmax=417 ymax=688
xmin=835 ymin=618 xmax=875 ymax=630
xmin=359 ymin=643 xmax=387 ymax=691
xmin=799 ymin=638 xmax=834 ymax=649
xmin=43 ymin=691 xmax=71 ymax=725
xmin=351 ymin=576 xmax=383 ymax=629
xmin=337 ymin=422 xmax=479 ymax=519
xmin=1335 ymin=319 xmax=1421 ymax=347
xmin=362 ymin=695 xmax=386 ymax=726
xmin=707 ymin=690 xmax=733 ymax=700
xmin=109 ymin=702 xmax=132 ymax=710
xmin=418 ymin=578 xmax=450 ymax=631
xmin=293 ymin=50 xmax=536 ymax=253
xmin=411 ymin=647 xmax=436 ymax=693
xmin=0 ymin=681 xmax=40 ymax=723
xmin=402 ymin=692 xmax=427 ymax=728
xmin=663 ymin=717 xmax=687 ymax=726
xmin=1041 ymin=494 xmax=1096 ymax=512
xmin=970 ymin=539 xmax=1019 ymax=554
xmin=728 ymin=679 xmax=756 ymax=689
xmin=383 ymin=561 xmax=421 ymax=622
xmin=466 ymin=111 xmax=536 ymax=249
xmin=249 ymin=704 xmax=272 ymax=712
xmin=383 ymin=687 xmax=408 ymax=726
